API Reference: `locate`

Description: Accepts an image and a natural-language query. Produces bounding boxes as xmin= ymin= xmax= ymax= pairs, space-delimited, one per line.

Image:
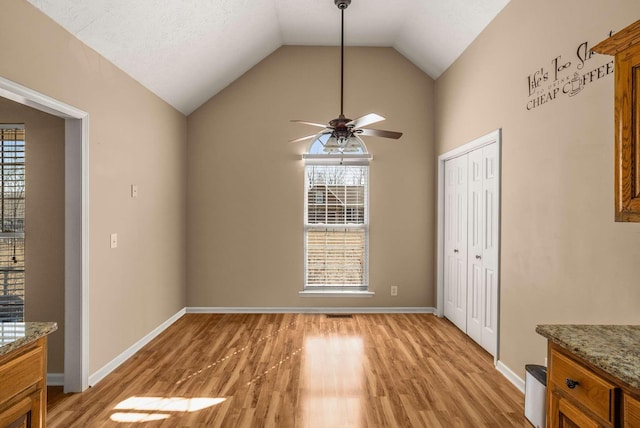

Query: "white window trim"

xmin=298 ymin=290 xmax=375 ymax=298
xmin=303 ymin=153 xmax=372 ymax=164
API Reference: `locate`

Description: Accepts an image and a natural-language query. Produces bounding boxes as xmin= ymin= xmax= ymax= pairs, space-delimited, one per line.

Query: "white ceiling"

xmin=27 ymin=0 xmax=510 ymax=115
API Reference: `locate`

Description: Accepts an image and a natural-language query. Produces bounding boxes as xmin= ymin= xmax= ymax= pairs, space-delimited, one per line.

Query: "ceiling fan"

xmin=289 ymin=0 xmax=403 ymax=153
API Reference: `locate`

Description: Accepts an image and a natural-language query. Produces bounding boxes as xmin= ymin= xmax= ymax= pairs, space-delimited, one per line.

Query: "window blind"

xmin=305 ymin=165 xmax=368 ymax=289
xmin=0 ymin=127 xmax=25 ymax=322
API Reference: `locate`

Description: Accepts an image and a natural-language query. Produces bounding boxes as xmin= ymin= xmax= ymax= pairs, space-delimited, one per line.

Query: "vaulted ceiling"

xmin=27 ymin=0 xmax=510 ymax=115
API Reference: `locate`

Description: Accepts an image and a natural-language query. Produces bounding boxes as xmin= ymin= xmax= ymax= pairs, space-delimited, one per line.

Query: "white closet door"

xmin=479 ymin=142 xmax=499 ymax=356
xmin=466 ymin=148 xmax=484 ymax=346
xmin=443 ymin=155 xmax=468 ymax=332
xmin=466 ymin=142 xmax=499 ymax=356
xmin=440 ymin=132 xmax=500 ymax=358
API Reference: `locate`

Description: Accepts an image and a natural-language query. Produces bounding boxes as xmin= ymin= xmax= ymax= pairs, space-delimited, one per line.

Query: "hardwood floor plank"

xmin=47 ymin=314 xmax=526 ymax=427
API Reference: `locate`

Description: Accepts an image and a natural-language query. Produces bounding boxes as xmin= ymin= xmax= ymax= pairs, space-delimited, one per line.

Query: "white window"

xmin=303 ymin=134 xmax=371 ymax=292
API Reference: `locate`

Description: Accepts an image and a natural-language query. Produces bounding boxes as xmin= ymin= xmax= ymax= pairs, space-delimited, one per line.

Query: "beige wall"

xmin=187 ymin=46 xmax=434 ymax=308
xmin=435 ymin=0 xmax=640 ymax=377
xmin=0 ymin=0 xmax=187 ymax=373
xmin=0 ymin=97 xmax=65 ymax=373
xmin=10 ymin=0 xmax=626 ymax=387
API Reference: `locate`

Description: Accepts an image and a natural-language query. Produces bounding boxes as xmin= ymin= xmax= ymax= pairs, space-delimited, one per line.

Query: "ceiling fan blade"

xmin=290 ymin=120 xmax=330 ymax=129
xmin=347 ymin=113 xmax=385 ymax=129
xmin=359 ymin=128 xmax=403 ymax=139
xmin=288 ymin=132 xmax=331 ymax=144
xmin=289 ymin=134 xmax=319 ymax=144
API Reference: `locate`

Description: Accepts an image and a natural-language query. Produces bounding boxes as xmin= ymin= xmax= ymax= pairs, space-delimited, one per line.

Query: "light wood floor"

xmin=47 ymin=313 xmax=526 ymax=427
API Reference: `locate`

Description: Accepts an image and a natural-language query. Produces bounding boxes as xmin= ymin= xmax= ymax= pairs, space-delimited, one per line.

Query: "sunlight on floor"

xmin=110 ymin=412 xmax=170 ymax=423
xmin=110 ymin=396 xmax=226 ymax=423
xmin=301 ymin=335 xmax=364 ymax=427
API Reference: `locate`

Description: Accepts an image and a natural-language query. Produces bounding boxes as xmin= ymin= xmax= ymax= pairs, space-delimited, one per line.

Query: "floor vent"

xmin=326 ymin=314 xmax=353 ymax=318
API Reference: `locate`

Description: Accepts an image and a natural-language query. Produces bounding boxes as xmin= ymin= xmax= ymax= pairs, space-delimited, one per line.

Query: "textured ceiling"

xmin=27 ymin=0 xmax=510 ymax=115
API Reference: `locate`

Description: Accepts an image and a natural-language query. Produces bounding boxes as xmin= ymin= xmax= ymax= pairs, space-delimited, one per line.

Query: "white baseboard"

xmin=186 ymin=306 xmax=436 ymax=314
xmin=496 ymin=360 xmax=525 ymax=393
xmin=88 ymin=307 xmax=186 ymax=387
xmin=47 ymin=373 xmax=64 ymax=386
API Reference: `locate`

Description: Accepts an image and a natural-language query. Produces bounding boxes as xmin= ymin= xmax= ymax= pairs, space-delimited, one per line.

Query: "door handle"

xmin=453 ymin=249 xmax=459 ymax=253
xmin=475 ymin=255 xmax=482 ymax=260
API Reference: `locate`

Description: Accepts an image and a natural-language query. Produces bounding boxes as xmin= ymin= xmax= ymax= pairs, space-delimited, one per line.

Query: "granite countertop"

xmin=536 ymin=324 xmax=640 ymax=391
xmin=0 ymin=322 xmax=57 ymax=357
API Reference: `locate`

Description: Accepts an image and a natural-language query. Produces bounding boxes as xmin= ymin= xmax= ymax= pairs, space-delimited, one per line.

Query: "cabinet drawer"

xmin=624 ymin=394 xmax=640 ymax=427
xmin=550 ymin=349 xmax=616 ymax=423
xmin=0 ymin=347 xmax=43 ymax=405
xmin=557 ymin=394 xmax=600 ymax=428
xmin=0 ymin=396 xmax=32 ymax=428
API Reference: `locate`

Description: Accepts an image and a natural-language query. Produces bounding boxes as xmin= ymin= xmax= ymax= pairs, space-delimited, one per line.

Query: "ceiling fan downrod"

xmin=335 ymin=0 xmax=350 ymax=117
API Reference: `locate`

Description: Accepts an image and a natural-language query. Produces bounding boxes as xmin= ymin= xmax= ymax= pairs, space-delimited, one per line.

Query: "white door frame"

xmin=436 ymin=129 xmax=501 ymax=361
xmin=0 ymin=76 xmax=89 ymax=392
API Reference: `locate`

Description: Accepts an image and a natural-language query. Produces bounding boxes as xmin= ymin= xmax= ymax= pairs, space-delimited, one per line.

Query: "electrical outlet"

xmin=110 ymin=233 xmax=118 ymax=249
xmin=131 ymin=184 xmax=138 ymax=198
xmin=390 ymin=285 xmax=398 ymax=296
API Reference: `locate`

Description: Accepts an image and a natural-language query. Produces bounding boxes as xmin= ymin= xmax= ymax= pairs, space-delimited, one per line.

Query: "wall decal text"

xmin=526 ymin=31 xmax=615 ymax=111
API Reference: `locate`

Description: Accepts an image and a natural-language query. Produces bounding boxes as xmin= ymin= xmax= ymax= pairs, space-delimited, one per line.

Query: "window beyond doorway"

xmin=0 ymin=125 xmax=25 ymax=322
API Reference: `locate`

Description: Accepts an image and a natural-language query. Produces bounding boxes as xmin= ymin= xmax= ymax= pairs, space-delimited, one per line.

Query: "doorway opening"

xmin=0 ymin=76 xmax=89 ymax=392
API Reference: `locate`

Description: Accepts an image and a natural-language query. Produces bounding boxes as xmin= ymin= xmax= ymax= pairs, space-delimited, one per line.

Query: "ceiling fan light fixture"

xmin=323 ymin=136 xmax=340 ymax=151
xmin=342 ymin=136 xmax=365 ymax=153
xmin=322 ymin=135 xmax=365 ymax=153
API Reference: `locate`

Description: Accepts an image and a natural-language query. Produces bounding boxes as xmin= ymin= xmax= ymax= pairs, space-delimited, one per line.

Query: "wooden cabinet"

xmin=552 ymin=394 xmax=600 ymax=428
xmin=592 ymin=19 xmax=640 ymax=222
xmin=624 ymin=394 xmax=640 ymax=428
xmin=550 ymin=349 xmax=616 ymax=425
xmin=548 ymin=347 xmax=616 ymax=427
xmin=0 ymin=337 xmax=48 ymax=428
xmin=546 ymin=343 xmax=640 ymax=428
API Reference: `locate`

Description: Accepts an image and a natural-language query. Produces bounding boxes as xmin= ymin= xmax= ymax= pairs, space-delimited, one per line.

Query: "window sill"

xmin=298 ymin=290 xmax=375 ymax=298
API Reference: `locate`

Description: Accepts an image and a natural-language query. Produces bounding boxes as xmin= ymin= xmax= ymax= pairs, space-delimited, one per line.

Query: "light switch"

xmin=131 ymin=184 xmax=138 ymax=198
xmin=110 ymin=233 xmax=118 ymax=248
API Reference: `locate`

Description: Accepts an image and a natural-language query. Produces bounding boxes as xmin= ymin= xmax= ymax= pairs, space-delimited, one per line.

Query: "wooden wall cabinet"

xmin=593 ymin=19 xmax=640 ymax=221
